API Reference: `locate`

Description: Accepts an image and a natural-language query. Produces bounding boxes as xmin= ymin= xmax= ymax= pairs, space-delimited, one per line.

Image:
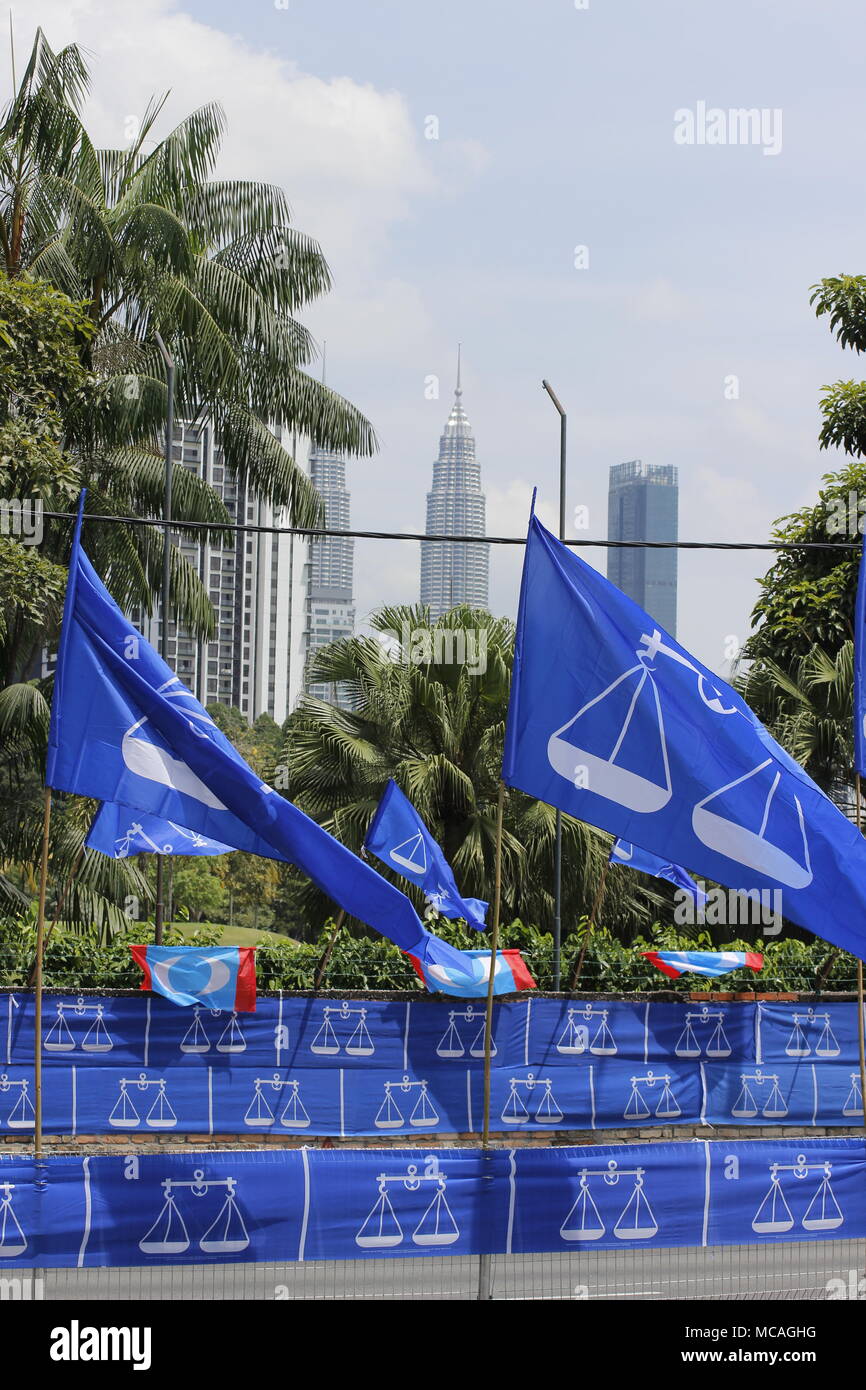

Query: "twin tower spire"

xmin=419 ymin=347 xmax=489 ymax=617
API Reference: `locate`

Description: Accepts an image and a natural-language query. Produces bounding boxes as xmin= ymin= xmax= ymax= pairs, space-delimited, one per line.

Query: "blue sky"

xmin=24 ymin=0 xmax=866 ymax=666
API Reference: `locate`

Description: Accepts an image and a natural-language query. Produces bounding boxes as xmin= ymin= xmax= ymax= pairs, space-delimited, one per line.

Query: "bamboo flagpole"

xmin=33 ymin=786 xmax=52 ymax=1160
xmin=27 ymin=845 xmax=84 ymax=988
xmin=477 ymin=780 xmax=505 ymax=1302
xmin=481 ymin=781 xmax=506 ymax=1147
xmin=568 ymin=855 xmax=610 ymax=991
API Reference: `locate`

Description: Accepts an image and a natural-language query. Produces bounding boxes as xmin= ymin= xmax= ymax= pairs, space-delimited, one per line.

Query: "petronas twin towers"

xmin=420 ymin=354 xmax=489 ymax=618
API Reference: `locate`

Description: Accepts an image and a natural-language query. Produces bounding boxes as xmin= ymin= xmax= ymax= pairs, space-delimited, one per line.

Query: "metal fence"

xmin=5 ymin=1239 xmax=864 ymax=1301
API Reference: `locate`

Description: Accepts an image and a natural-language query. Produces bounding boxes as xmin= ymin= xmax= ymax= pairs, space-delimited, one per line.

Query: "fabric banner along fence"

xmin=1 ymin=1138 xmax=864 ymax=1269
xmin=2 ymin=993 xmax=865 ymax=1137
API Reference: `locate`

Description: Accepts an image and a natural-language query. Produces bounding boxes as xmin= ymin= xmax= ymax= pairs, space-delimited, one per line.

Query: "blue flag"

xmin=503 ymin=510 xmax=866 ymax=961
xmin=87 ymin=804 xmax=234 ymax=858
xmin=46 ymin=498 xmax=467 ymax=972
xmin=365 ymin=780 xmax=488 ymax=929
xmin=609 ymin=838 xmax=706 ymax=906
xmin=855 ymin=536 xmax=866 ymax=778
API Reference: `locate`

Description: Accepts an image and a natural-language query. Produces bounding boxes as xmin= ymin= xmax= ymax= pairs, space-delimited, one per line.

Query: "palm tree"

xmin=0 ymin=30 xmax=378 ymax=934
xmin=738 ymin=641 xmax=855 ymax=803
xmin=282 ymin=605 xmax=651 ymax=934
xmin=2 ymin=32 xmax=375 ymax=442
xmin=0 ymin=30 xmax=376 ymax=648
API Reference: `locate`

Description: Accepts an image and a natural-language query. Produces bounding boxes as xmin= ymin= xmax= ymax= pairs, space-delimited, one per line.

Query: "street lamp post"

xmin=153 ymin=333 xmax=175 ymax=947
xmin=541 ymin=380 xmax=567 ymax=991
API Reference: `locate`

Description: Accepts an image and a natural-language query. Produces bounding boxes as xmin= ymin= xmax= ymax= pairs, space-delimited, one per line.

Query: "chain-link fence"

xmin=6 ymin=1239 xmax=864 ymax=1301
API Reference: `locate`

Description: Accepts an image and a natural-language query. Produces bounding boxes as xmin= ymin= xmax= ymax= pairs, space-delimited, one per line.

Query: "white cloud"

xmin=16 ymin=0 xmax=435 ymax=268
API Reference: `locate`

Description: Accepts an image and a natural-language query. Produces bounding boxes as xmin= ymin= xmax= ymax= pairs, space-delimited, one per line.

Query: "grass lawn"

xmin=169 ymin=922 xmax=299 ymax=948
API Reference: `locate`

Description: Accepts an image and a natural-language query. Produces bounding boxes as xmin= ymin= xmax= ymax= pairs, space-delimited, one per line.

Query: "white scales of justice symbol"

xmin=546 ymin=627 xmax=813 ymax=890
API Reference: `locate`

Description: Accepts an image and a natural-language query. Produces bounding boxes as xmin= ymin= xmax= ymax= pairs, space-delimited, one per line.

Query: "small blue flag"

xmin=365 ymin=780 xmax=488 ymax=929
xmin=503 ymin=509 xmax=866 ymax=962
xmin=88 ymin=804 xmax=234 ymax=858
xmin=855 ymin=535 xmax=866 ymax=778
xmin=610 ymin=838 xmax=706 ymax=906
xmin=46 ymin=496 xmax=468 ymax=975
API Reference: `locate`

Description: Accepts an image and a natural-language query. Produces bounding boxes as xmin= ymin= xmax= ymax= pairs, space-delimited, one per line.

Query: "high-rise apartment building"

xmin=607 ymin=459 xmax=678 ymax=635
xmin=135 ymin=420 xmax=306 ymax=724
xmin=303 ymin=441 xmax=355 ymax=705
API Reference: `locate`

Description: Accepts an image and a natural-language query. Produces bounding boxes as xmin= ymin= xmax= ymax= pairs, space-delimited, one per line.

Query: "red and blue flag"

xmin=408 ymin=948 xmax=536 ymax=997
xmin=131 ymin=945 xmax=257 ymax=1011
xmin=642 ymin=950 xmax=763 ymax=980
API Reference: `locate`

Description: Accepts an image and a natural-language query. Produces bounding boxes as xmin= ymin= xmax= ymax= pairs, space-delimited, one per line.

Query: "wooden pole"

xmin=313 ymin=910 xmax=346 ymax=991
xmin=33 ymin=786 xmax=52 ymax=1161
xmin=478 ymin=780 xmax=505 ymax=1302
xmin=481 ymin=781 xmax=506 ymax=1148
xmin=569 ymin=856 xmax=610 ymax=991
xmin=857 ymin=775 xmax=866 ymax=1138
xmin=27 ymin=846 xmax=84 ymax=988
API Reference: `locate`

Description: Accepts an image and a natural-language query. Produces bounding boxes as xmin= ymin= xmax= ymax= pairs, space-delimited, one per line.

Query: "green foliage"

xmin=0 ymin=915 xmax=853 ymax=994
xmin=743 ymin=461 xmax=865 ymax=671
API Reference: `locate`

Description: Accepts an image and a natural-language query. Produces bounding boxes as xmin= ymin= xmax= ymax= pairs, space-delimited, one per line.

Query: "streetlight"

xmin=541 ymin=379 xmax=566 ymax=991
xmin=153 ymin=332 xmax=175 ymax=946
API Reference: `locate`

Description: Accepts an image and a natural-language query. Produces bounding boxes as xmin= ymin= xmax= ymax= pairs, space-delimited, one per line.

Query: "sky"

xmin=15 ymin=0 xmax=866 ymax=670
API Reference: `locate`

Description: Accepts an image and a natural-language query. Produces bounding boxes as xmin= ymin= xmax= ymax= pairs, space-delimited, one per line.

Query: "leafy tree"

xmin=742 ymin=462 xmax=864 ymax=672
xmin=167 ymin=858 xmax=226 ymax=924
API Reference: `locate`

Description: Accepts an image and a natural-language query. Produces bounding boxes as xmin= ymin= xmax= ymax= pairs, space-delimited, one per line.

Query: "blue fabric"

xmin=5 ymin=991 xmax=865 ymax=1137
xmin=856 ymin=536 xmax=866 ymax=777
xmin=45 ymin=500 xmax=465 ymax=973
xmin=412 ymin=948 xmax=529 ymax=996
xmin=87 ymin=803 xmax=233 ymax=857
xmin=610 ymin=838 xmax=706 ymax=905
xmin=3 ymin=1138 xmax=866 ymax=1268
xmin=503 ymin=513 xmax=866 ymax=961
xmin=365 ymin=780 xmax=488 ymax=928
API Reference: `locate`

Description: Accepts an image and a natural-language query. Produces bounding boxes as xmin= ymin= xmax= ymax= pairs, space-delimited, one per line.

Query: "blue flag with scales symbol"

xmin=503 ymin=510 xmax=866 ymax=960
xmin=365 ymin=780 xmax=488 ymax=929
xmin=46 ymin=497 xmax=470 ymax=972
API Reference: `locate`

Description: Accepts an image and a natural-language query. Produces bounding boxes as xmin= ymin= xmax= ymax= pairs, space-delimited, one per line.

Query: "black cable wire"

xmin=39 ymin=510 xmax=859 ymax=552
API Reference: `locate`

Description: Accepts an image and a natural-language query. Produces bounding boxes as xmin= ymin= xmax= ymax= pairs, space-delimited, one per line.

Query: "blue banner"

xmin=45 ymin=499 xmax=467 ymax=976
xmin=3 ymin=992 xmax=865 ymax=1137
xmin=503 ymin=513 xmax=866 ymax=962
xmin=2 ymin=1137 xmax=866 ymax=1268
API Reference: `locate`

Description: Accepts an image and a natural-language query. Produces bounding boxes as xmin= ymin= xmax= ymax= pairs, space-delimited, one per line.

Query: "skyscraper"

xmin=607 ymin=459 xmax=678 ymax=635
xmin=420 ymin=354 xmax=489 ymax=617
xmin=303 ymin=440 xmax=355 ymax=705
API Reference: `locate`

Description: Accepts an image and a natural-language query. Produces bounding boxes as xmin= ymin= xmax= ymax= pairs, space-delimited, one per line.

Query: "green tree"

xmin=167 ymin=858 xmax=226 ymax=924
